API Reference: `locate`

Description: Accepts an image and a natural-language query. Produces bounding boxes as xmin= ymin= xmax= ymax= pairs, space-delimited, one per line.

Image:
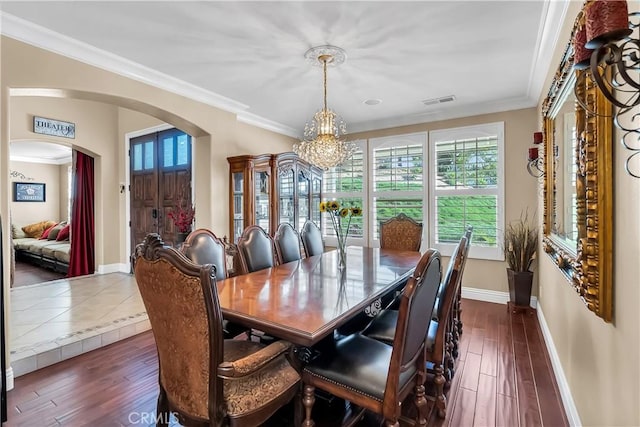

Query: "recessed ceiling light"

xmin=363 ymin=99 xmax=382 ymax=106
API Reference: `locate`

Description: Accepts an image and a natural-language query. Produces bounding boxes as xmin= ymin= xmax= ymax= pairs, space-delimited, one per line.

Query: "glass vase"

xmin=337 ymin=241 xmax=347 ymax=270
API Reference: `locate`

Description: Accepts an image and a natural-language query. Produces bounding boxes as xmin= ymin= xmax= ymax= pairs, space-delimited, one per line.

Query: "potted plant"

xmin=503 ymin=212 xmax=538 ymax=308
xmin=168 ymin=202 xmax=195 ymax=244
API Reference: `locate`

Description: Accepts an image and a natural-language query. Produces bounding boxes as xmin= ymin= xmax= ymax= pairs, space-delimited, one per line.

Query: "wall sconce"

xmin=574 ymin=0 xmax=639 ymax=177
xmin=527 ymin=132 xmax=544 ymax=178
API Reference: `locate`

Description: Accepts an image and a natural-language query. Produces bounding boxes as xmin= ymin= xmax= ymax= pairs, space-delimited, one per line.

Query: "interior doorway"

xmin=129 ymin=128 xmax=192 ymax=252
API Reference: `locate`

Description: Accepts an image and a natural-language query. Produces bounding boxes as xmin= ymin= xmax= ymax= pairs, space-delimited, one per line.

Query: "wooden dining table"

xmin=216 ymin=246 xmax=422 ymax=348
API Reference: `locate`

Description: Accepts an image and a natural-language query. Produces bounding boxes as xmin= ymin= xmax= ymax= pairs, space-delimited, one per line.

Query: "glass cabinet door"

xmin=255 ymin=169 xmax=270 ymax=234
xmin=232 ymin=172 xmax=244 ymax=243
xmin=278 ymin=168 xmax=295 ymax=226
xmin=311 ymin=176 xmax=322 ymax=227
xmin=297 ymin=170 xmax=310 ymax=230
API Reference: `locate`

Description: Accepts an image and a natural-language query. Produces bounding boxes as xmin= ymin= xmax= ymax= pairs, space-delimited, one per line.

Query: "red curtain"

xmin=68 ymin=151 xmax=95 ymax=277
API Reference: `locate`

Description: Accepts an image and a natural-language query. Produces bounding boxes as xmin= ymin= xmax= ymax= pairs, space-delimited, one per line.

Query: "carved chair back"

xmin=380 ymin=213 xmax=422 ymax=251
xmin=133 ymin=233 xmax=224 ymax=424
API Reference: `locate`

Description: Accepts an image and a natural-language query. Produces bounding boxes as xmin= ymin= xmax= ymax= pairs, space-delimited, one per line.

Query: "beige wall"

xmin=536 ymin=1 xmax=640 ymax=426
xmin=0 ymin=36 xmax=295 ymax=280
xmin=59 ymin=162 xmax=71 ymax=221
xmin=9 ymin=160 xmax=61 ymax=225
xmin=350 ymin=107 xmax=539 ymax=294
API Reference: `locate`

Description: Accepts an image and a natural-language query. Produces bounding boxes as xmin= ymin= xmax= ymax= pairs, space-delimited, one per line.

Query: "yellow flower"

xmin=350 ymin=207 xmax=362 ymax=216
xmin=328 ymin=201 xmax=340 ymax=211
xmin=339 ymin=208 xmax=349 ymax=217
xmin=319 ymin=201 xmax=327 ymax=212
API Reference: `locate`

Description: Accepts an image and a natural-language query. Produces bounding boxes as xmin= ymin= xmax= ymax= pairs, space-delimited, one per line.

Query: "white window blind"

xmin=322 ymin=140 xmax=366 ymax=246
xmin=370 ymin=133 xmax=426 ymax=244
xmin=429 ymin=122 xmax=504 ymax=260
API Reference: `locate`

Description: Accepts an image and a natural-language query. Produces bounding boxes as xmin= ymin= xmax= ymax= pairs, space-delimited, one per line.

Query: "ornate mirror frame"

xmin=542 ymin=7 xmax=614 ymax=322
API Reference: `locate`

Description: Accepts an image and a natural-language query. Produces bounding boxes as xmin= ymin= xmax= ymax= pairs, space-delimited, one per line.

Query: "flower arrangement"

xmin=320 ymin=200 xmax=362 ymax=267
xmin=502 ymin=212 xmax=538 ymax=272
xmin=168 ymin=202 xmax=196 ymax=233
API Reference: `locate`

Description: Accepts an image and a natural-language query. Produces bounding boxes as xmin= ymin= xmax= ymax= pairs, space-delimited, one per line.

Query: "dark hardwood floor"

xmin=12 ymin=260 xmax=66 ymax=288
xmin=5 ymin=299 xmax=568 ymax=426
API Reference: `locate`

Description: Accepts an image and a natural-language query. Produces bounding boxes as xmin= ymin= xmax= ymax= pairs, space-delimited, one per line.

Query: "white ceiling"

xmin=10 ymin=141 xmax=72 ymax=165
xmin=0 ymin=1 xmax=569 ymax=138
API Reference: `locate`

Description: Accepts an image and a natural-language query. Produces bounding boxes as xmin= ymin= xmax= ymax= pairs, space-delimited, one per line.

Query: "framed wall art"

xmin=13 ymin=182 xmax=46 ymax=202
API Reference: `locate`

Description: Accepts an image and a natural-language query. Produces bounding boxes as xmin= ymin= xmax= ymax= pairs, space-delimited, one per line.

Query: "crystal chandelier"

xmin=293 ymin=45 xmax=356 ymax=170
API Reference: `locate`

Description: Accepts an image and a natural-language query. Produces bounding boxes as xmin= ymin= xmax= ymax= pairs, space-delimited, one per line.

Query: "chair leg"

xmin=157 ymin=385 xmax=170 ymax=427
xmin=456 ymin=292 xmax=463 ymax=337
xmin=434 ymin=364 xmax=447 ymax=419
xmin=302 ymin=384 xmax=316 ymax=427
xmin=413 ymin=380 xmax=428 ymax=427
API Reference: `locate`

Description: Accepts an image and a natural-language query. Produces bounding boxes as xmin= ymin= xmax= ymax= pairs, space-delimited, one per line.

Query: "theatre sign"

xmin=33 ymin=116 xmax=75 ymax=139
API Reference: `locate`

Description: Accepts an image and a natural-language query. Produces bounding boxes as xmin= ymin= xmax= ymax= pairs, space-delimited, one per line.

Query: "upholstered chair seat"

xmin=304 ymin=334 xmax=418 ymax=401
xmin=220 ymin=340 xmax=299 ymax=419
xmin=300 ymin=220 xmax=324 ymax=257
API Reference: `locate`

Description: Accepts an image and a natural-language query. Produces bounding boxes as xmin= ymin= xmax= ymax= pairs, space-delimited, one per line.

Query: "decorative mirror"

xmin=542 ymin=6 xmax=614 ymax=322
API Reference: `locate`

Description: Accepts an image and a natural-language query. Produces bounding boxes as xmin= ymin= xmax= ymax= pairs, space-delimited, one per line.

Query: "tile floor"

xmin=9 ymin=273 xmax=149 ymax=377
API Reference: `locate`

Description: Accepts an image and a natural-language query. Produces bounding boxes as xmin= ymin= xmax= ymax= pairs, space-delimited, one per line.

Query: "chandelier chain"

xmin=293 ymin=45 xmax=356 ymax=170
xmin=323 ymin=56 xmax=328 ymax=112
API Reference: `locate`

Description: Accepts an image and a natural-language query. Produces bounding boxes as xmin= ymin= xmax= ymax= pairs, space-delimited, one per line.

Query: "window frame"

xmin=368 ymin=132 xmax=427 ymax=248
xmin=428 ymin=122 xmax=505 ymax=261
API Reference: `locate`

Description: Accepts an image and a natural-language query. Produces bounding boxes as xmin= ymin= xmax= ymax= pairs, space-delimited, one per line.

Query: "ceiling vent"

xmin=422 ymin=95 xmax=456 ymax=106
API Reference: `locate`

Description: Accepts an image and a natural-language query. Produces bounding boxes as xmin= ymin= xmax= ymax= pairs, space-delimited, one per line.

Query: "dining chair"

xmin=133 ymin=233 xmax=300 ymax=427
xmin=363 ymin=236 xmax=469 ymax=419
xmin=453 ymin=225 xmax=473 ymax=350
xmin=301 ymin=249 xmax=442 ymax=427
xmin=379 ymin=213 xmax=423 ymax=251
xmin=273 ymin=222 xmax=302 ymax=264
xmin=300 ymin=220 xmax=324 ymax=257
xmin=179 ymin=228 xmax=249 ymax=338
xmin=375 ymin=212 xmax=424 ymax=313
xmin=237 ymin=225 xmax=277 ymax=274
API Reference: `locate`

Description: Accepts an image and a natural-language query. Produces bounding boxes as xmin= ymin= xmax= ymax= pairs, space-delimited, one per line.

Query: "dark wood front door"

xmin=130 ymin=128 xmax=192 ymax=252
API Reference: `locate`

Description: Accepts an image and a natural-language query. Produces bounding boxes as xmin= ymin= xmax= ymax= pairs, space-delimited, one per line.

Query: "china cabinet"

xmin=228 ymin=152 xmax=322 ymax=243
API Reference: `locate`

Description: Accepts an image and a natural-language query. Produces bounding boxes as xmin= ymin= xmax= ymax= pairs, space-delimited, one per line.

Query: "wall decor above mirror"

xmin=542 ymin=3 xmax=614 ymax=322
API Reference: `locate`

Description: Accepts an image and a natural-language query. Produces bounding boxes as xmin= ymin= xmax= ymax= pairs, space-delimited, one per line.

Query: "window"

xmin=370 ymin=133 xmax=426 ymax=244
xmin=321 ymin=140 xmax=366 ymax=246
xmin=429 ymin=122 xmax=504 ymax=260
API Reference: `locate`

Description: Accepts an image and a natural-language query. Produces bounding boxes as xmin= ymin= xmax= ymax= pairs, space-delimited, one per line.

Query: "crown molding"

xmin=10 ymin=155 xmax=71 ymax=165
xmin=527 ymin=0 xmax=571 ymax=104
xmin=236 ymin=111 xmax=301 ymax=139
xmin=0 ymin=12 xmax=297 ymax=138
xmin=349 ymin=96 xmax=536 ymax=134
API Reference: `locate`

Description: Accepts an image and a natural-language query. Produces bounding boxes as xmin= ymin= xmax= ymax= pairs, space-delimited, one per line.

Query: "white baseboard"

xmin=536 ymin=304 xmax=582 ymax=426
xmin=96 ymin=263 xmax=130 ymax=274
xmin=461 ymin=286 xmax=537 ymax=308
xmin=6 ymin=367 xmax=14 ymax=391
